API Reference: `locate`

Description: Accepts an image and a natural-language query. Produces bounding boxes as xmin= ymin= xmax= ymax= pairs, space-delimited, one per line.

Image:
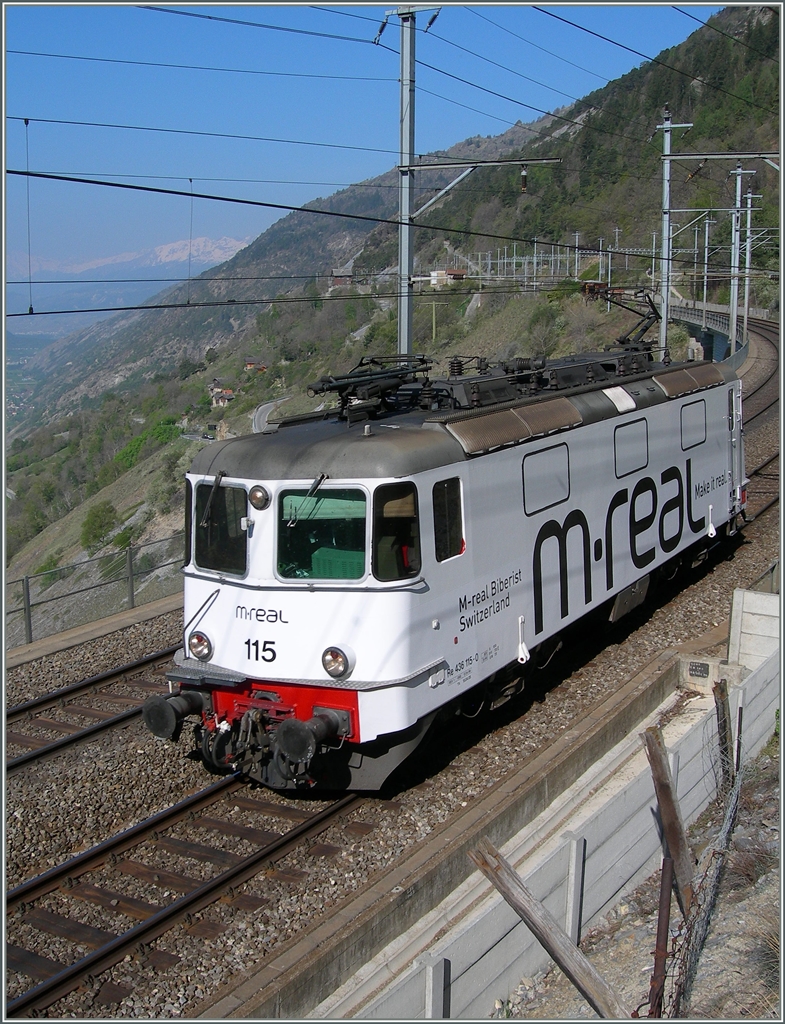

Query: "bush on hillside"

xmin=81 ymin=501 xmax=118 ymax=552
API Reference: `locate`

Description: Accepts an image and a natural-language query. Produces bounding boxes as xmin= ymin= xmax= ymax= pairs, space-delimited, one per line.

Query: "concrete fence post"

xmin=563 ymin=832 xmax=587 ymax=945
xmin=421 ymin=954 xmax=450 ymax=1019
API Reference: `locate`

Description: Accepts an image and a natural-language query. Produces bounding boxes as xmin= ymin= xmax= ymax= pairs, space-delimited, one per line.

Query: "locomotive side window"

xmin=278 ymin=489 xmax=366 ymax=579
xmin=194 ymin=483 xmax=247 ymax=575
xmin=433 ymin=477 xmax=464 ymax=562
xmin=614 ymin=418 xmax=649 ymax=479
xmin=522 ymin=443 xmax=570 ymax=516
xmin=373 ymin=483 xmax=421 ymax=581
xmin=681 ymin=399 xmax=707 ymax=450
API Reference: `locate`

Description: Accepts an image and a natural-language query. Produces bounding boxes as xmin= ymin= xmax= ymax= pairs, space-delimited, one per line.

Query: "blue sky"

xmin=5 ymin=3 xmax=724 ymax=272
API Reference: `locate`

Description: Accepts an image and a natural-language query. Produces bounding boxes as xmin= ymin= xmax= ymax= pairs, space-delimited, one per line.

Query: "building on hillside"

xmin=330 ymin=268 xmax=353 ymax=287
xmin=244 ymin=358 xmax=268 ymax=372
xmin=212 ymin=389 xmax=235 ymax=408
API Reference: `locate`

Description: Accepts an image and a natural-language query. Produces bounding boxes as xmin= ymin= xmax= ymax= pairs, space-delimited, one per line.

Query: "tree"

xmin=81 ymin=501 xmax=118 ymax=552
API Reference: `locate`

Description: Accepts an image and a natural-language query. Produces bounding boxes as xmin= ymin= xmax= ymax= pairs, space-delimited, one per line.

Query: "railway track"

xmin=740 ymin=316 xmax=779 ymax=424
xmin=739 ymin=317 xmax=780 ymax=524
xmin=6 ymin=780 xmax=370 ymax=1016
xmin=5 ymin=648 xmax=177 ymax=774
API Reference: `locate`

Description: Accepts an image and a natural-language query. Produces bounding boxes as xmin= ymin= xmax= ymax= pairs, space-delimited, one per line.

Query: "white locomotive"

xmin=143 ymin=329 xmax=746 ymax=790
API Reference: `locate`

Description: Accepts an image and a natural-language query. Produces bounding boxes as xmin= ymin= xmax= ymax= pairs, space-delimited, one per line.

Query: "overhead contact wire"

xmin=7 ymin=169 xmax=711 ymax=270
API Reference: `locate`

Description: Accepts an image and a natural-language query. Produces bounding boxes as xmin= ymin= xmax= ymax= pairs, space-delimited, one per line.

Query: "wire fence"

xmin=5 ymin=533 xmax=185 ymax=650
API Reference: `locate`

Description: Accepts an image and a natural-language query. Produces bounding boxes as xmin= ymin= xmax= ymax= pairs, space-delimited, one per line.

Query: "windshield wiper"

xmin=287 ymin=472 xmax=327 ymax=527
xmin=199 ymin=470 xmax=226 ymax=528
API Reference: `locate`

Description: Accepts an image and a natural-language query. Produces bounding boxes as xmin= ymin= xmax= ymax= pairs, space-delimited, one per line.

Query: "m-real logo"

xmin=532 ymin=459 xmax=708 ymax=634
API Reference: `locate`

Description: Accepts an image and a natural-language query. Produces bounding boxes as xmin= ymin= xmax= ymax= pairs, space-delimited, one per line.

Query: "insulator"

xmin=449 ymin=357 xmax=463 ymax=377
xmin=520 ymin=165 xmax=528 ymax=194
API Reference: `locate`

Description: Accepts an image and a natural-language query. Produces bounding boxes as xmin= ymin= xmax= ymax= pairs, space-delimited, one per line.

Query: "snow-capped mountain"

xmin=6 ymin=236 xmax=253 ymax=337
xmin=7 ymin=236 xmax=253 ymax=278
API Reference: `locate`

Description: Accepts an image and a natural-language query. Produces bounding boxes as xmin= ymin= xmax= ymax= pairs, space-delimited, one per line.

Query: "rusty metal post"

xmin=735 ymin=706 xmax=744 ymax=773
xmin=713 ymin=678 xmax=734 ymax=798
xmin=126 ymin=546 xmax=136 ymax=610
xmin=647 ymin=856 xmax=674 ymax=1017
xmin=23 ymin=575 xmax=33 ymax=644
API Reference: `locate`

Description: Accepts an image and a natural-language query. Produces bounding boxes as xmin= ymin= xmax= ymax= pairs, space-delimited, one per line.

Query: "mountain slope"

xmin=20 ymin=6 xmax=777 ymax=429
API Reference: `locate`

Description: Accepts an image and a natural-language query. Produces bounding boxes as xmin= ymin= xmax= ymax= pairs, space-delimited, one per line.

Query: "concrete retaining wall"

xmin=728 ymin=588 xmax=780 ymax=669
xmin=314 ymin=609 xmax=779 ymax=1019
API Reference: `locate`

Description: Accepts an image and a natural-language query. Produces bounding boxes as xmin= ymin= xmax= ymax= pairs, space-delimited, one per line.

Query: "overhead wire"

xmin=10 ymin=7 xmax=770 ymax=317
xmin=6 ymin=48 xmax=396 ymax=82
xmin=14 ymin=260 xmax=756 ymax=320
xmin=6 ymin=168 xmax=719 ymax=279
xmin=670 ymin=6 xmax=779 ymax=63
xmin=138 ymin=5 xmax=378 ymax=47
xmin=467 ymin=8 xmax=609 ymax=84
xmin=463 ymin=8 xmax=674 ymax=147
xmin=6 ymin=115 xmax=400 ymax=158
xmin=532 ymin=6 xmax=778 ymax=116
xmin=136 ymin=3 xmax=657 ymax=149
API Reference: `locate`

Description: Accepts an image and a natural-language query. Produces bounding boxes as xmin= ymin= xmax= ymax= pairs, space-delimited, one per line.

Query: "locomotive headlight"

xmin=322 ymin=645 xmax=355 ymax=679
xmin=248 ymin=485 xmax=271 ymax=511
xmin=188 ymin=630 xmax=213 ymax=661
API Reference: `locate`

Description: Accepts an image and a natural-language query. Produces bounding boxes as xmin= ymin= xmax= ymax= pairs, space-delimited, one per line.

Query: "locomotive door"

xmin=728 ymin=384 xmax=744 ymax=512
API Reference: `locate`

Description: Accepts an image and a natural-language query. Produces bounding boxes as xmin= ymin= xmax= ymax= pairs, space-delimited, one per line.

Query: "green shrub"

xmin=81 ymin=501 xmax=118 ymax=552
xmin=113 ymin=526 xmax=134 ymax=549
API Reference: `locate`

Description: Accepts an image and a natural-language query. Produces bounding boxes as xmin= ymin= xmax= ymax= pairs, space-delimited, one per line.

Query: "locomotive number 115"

xmin=245 ymin=639 xmax=277 ymax=662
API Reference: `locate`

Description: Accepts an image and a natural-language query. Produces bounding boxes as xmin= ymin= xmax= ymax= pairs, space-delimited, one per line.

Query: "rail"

xmin=5 ymin=533 xmax=185 ymax=649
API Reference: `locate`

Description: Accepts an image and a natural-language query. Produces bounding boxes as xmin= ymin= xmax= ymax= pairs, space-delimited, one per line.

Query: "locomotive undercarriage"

xmin=143 ymin=684 xmax=437 ymax=791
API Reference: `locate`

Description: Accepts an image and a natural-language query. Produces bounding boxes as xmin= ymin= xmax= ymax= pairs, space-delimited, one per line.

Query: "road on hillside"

xmin=252 ymin=399 xmax=293 ymax=433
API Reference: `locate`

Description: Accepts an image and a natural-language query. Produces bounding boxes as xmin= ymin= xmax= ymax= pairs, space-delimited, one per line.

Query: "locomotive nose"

xmin=143 ymin=691 xmax=205 ymax=739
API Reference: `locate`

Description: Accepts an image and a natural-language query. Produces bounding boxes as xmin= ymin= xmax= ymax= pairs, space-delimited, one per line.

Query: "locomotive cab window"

xmin=433 ymin=477 xmax=464 ymax=562
xmin=373 ymin=482 xmax=421 ymax=581
xmin=194 ymin=482 xmax=247 ymax=575
xmin=278 ymin=488 xmax=366 ymax=580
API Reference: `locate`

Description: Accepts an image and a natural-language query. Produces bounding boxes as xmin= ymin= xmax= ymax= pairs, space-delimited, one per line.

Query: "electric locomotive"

xmin=143 ymin=314 xmax=746 ymax=791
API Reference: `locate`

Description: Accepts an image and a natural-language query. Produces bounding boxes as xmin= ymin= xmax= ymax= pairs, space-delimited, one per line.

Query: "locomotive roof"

xmin=189 ymin=358 xmax=736 ymax=481
xmin=189 ymin=412 xmax=467 ymax=479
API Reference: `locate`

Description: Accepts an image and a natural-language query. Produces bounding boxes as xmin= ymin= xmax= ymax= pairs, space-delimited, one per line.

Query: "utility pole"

xmin=664 ymin=148 xmax=776 ymax=350
xmin=598 ymin=238 xmax=603 ymax=282
xmin=424 ymin=300 xmax=449 ymax=344
xmin=742 ymin=188 xmax=759 ymax=345
xmin=702 ymin=216 xmax=716 ymax=331
xmin=607 ymin=247 xmax=612 ymax=311
xmin=728 ymin=164 xmax=755 ymax=352
xmin=396 ymin=6 xmax=417 ymax=356
xmin=574 ymin=232 xmax=580 ymax=278
xmin=388 ymin=0 xmax=559 ymax=355
xmin=657 ymin=107 xmax=693 ymax=359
